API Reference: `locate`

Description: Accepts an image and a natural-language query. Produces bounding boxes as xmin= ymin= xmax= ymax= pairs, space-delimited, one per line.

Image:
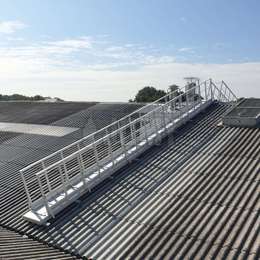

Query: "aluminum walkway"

xmin=2 ymin=100 xmax=258 ymax=259
xmin=20 ymin=79 xmax=237 ymax=224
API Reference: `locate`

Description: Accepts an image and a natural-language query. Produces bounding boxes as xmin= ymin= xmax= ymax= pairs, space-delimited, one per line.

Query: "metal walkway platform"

xmin=20 ymin=79 xmax=237 ymax=225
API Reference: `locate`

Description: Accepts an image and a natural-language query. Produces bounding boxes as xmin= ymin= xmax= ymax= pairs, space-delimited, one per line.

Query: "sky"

xmin=0 ymin=0 xmax=260 ymax=101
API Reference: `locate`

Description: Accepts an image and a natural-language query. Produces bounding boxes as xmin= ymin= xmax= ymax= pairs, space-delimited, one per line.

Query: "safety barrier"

xmin=20 ymin=79 xmax=237 ymax=224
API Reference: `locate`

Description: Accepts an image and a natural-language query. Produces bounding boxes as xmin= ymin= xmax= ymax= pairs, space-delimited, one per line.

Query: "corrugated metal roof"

xmin=82 ymin=103 xmax=259 ymax=259
xmin=0 ymin=101 xmax=259 ymax=259
xmin=0 ymin=101 xmax=145 ymax=259
xmin=0 ymin=101 xmax=98 ymax=124
xmin=0 ymin=226 xmax=77 ymax=260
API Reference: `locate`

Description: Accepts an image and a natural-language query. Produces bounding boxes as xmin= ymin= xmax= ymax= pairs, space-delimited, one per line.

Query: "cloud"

xmin=178 ymin=47 xmax=194 ymax=53
xmin=0 ymin=35 xmax=259 ymax=101
xmin=0 ymin=36 xmax=174 ymax=69
xmin=106 ymin=46 xmax=126 ymax=52
xmin=0 ymin=20 xmax=27 ymax=34
xmin=48 ymin=37 xmax=92 ymax=49
xmin=6 ymin=36 xmax=25 ymax=41
xmin=0 ymin=36 xmax=95 ymax=71
xmin=0 ymin=55 xmax=259 ymax=102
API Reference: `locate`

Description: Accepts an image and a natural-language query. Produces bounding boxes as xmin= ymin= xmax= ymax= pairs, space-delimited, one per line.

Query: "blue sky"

xmin=0 ymin=0 xmax=259 ymax=101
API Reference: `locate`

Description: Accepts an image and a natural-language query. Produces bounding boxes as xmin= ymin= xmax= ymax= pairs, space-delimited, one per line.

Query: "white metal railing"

xmin=20 ymin=79 xmax=237 ymax=223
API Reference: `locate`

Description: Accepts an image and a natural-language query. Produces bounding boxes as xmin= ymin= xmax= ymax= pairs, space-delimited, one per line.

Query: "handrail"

xmin=34 ymin=90 xmax=192 ymax=178
xmin=20 ymin=78 xmax=237 ymax=223
xmin=221 ymin=80 xmax=237 ymax=100
xmin=19 ymin=80 xmax=228 ymax=176
xmin=20 ymin=83 xmax=193 ymax=172
xmin=20 ymin=80 xmax=221 ymax=177
xmin=20 ymin=81 xmax=200 ymax=173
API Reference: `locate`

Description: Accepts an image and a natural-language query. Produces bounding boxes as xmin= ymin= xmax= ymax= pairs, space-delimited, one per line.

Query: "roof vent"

xmin=223 ymin=98 xmax=260 ymax=128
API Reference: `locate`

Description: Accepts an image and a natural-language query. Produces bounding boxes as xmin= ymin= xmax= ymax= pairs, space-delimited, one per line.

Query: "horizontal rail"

xmin=20 ymin=79 xmax=237 ymax=223
xmin=34 ymin=92 xmax=193 ymax=178
xmin=20 ymin=81 xmax=211 ymax=173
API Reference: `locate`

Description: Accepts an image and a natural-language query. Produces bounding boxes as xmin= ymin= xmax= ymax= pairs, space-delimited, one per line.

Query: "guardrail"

xmin=20 ymin=79 xmax=237 ymax=224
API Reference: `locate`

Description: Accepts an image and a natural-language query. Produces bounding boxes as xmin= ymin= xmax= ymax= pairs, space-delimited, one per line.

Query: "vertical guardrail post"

xmin=119 ymin=127 xmax=128 ymax=162
xmin=223 ymin=88 xmax=227 ymax=99
xmin=161 ymin=105 xmax=167 ymax=129
xmin=60 ymin=152 xmax=71 ymax=186
xmin=36 ymin=174 xmax=54 ymax=218
xmin=44 ymin=171 xmax=52 ymax=193
xmin=77 ymin=154 xmax=87 ymax=187
xmin=218 ymin=82 xmax=223 ymax=100
xmin=128 ymin=117 xmax=135 ymax=146
xmin=196 ymin=84 xmax=200 ymax=107
xmin=212 ymin=82 xmax=216 ymax=99
xmin=158 ymin=106 xmax=164 ymax=132
xmin=20 ymin=171 xmax=33 ymax=209
xmin=198 ymin=84 xmax=202 ymax=104
xmin=209 ymin=78 xmax=214 ymax=100
xmin=208 ymin=81 xmax=211 ymax=101
xmin=131 ymin=121 xmax=138 ymax=148
xmin=58 ymin=165 xmax=68 ymax=201
xmin=153 ymin=109 xmax=162 ymax=145
xmin=205 ymin=81 xmax=208 ymax=101
xmin=41 ymin=162 xmax=52 ymax=192
xmin=106 ymin=129 xmax=115 ymax=170
xmin=223 ymin=84 xmax=227 ymax=102
xmin=92 ymin=137 xmax=101 ymax=178
xmin=142 ymin=115 xmax=149 ymax=144
xmin=170 ymin=98 xmax=175 ymax=121
xmin=178 ymin=94 xmax=181 ymax=111
xmin=153 ymin=110 xmax=159 ymax=134
xmin=76 ymin=144 xmax=87 ymax=187
xmin=186 ymin=90 xmax=190 ymax=119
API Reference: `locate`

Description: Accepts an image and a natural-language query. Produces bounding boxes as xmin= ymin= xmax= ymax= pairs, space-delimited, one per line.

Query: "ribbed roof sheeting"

xmin=52 ymin=103 xmax=144 ymax=134
xmin=0 ymin=227 xmax=76 ymax=260
xmin=0 ymin=101 xmax=97 ymax=124
xmin=0 ymin=101 xmax=144 ymax=259
xmin=85 ymin=124 xmax=259 ymax=259
xmin=0 ymin=102 xmax=143 ymax=191
xmin=0 ymin=102 xmax=259 ymax=259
